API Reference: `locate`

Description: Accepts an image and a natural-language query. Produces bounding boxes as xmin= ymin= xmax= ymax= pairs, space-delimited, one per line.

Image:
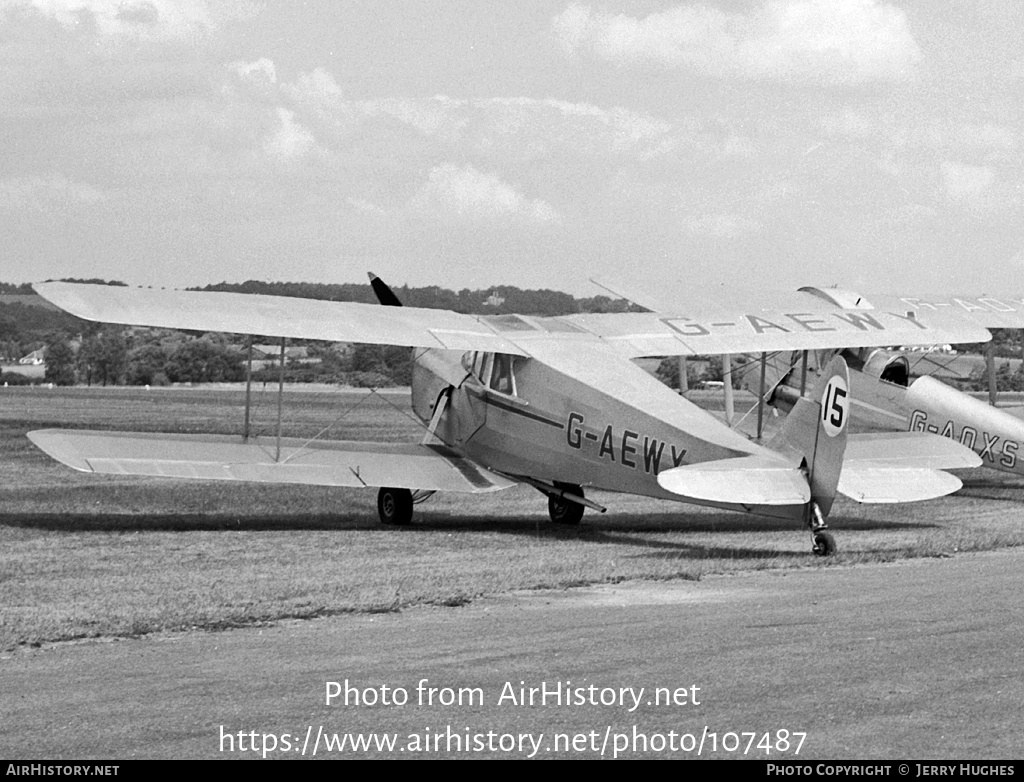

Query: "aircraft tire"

xmin=548 ymin=483 xmax=585 ymax=526
xmin=812 ymin=531 xmax=836 ymax=557
xmin=378 ymin=487 xmax=414 ymax=526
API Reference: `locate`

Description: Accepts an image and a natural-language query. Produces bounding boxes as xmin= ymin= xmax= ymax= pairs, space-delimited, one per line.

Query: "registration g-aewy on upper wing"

xmin=34 ymin=281 xmax=990 ymax=359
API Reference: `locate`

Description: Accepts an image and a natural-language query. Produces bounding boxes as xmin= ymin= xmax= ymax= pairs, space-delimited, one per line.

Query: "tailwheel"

xmin=377 ymin=487 xmax=414 ymax=526
xmin=548 ymin=482 xmax=585 ymax=526
xmin=807 ymin=501 xmax=836 ymax=556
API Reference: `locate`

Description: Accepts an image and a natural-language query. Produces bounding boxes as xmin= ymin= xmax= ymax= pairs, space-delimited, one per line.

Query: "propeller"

xmin=367 ymin=272 xmax=403 ymax=307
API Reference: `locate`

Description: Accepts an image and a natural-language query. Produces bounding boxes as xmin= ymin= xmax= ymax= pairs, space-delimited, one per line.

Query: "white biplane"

xmin=28 ymin=277 xmax=987 ymax=556
xmin=593 ymin=278 xmax=1024 ymax=483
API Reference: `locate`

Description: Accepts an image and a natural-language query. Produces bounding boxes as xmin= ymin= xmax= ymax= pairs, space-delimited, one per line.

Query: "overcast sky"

xmin=1 ymin=0 xmax=1021 ymax=296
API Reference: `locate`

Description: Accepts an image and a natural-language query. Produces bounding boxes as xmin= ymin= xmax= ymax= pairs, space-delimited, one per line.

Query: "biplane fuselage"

xmin=409 ymin=343 xmax=761 ymax=507
xmin=766 ymin=348 xmax=1024 ymax=478
xmin=853 ymin=368 xmax=1024 ymax=475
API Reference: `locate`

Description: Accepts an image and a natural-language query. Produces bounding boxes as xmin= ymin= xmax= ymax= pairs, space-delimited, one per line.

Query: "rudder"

xmin=771 ymin=355 xmax=850 ymax=518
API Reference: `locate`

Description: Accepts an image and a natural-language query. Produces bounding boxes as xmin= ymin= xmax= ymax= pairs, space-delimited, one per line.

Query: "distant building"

xmin=251 ymin=344 xmax=310 ymax=361
xmin=19 ymin=348 xmax=44 ymax=365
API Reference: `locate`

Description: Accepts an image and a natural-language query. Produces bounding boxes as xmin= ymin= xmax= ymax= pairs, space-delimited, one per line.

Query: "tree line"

xmin=39 ymin=330 xmax=414 ymax=389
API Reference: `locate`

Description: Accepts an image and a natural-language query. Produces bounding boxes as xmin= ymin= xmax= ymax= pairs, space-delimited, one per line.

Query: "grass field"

xmin=2 ymin=384 xmax=1023 ymax=653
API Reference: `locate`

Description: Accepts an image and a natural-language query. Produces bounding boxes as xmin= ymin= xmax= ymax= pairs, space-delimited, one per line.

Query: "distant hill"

xmin=0 ymin=282 xmax=34 ymax=295
xmin=192 ymin=279 xmax=635 ymax=316
xmin=0 ymin=294 xmax=60 ymax=310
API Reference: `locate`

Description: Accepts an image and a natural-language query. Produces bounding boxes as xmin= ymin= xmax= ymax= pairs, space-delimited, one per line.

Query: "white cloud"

xmin=13 ymin=0 xmax=218 ymax=39
xmin=264 ymin=86 xmax=678 ymax=161
xmin=927 ymin=122 xmax=1020 ymax=162
xmin=264 ymin=108 xmax=315 ymax=161
xmin=283 ymin=68 xmax=343 ymax=112
xmin=363 ymin=97 xmax=467 ymax=141
xmin=410 ymin=164 xmax=558 ymax=223
xmin=552 ymin=0 xmax=922 ymax=84
xmin=681 ymin=213 xmax=763 ymax=238
xmin=0 ymin=174 xmax=107 ymax=211
xmin=228 ymin=58 xmax=277 ymax=85
xmin=327 ymin=95 xmax=674 ymax=160
xmin=215 ymin=62 xmax=320 ymax=163
xmin=347 ymin=197 xmax=386 ymax=215
xmin=937 ymin=161 xmax=1024 ymax=221
xmin=211 ymin=61 xmax=685 ymax=165
xmin=815 ymin=112 xmax=1021 ymax=169
xmin=817 ymin=108 xmax=879 ymax=140
xmin=941 ymin=161 xmax=994 ymax=202
xmin=479 ymin=97 xmax=672 ymax=157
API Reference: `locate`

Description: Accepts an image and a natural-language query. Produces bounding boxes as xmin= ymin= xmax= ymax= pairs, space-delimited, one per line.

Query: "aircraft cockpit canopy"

xmin=839 ymin=348 xmax=910 ymax=387
xmin=465 ymin=351 xmax=519 ymax=396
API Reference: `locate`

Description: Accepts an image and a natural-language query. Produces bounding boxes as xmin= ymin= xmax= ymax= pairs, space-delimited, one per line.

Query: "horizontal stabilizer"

xmin=837 ymin=432 xmax=974 ymax=503
xmin=845 ymin=432 xmax=982 ymax=470
xmin=657 ymin=455 xmax=810 ymax=505
xmin=28 ymin=429 xmax=515 ymax=493
xmin=838 ymin=466 xmax=962 ymax=503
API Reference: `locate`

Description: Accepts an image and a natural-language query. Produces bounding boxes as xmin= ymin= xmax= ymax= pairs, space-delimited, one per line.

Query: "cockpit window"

xmin=470 ymin=351 xmax=490 ymax=383
xmin=880 ymin=358 xmax=910 ymax=387
xmin=489 ymin=354 xmax=516 ymax=396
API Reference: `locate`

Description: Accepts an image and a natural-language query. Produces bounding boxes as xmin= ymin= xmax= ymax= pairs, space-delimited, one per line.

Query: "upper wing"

xmin=28 ymin=429 xmax=516 ymax=493
xmin=34 ymin=281 xmax=990 ymax=359
xmin=557 ymin=309 xmax=987 ymax=356
xmin=34 ymin=281 xmax=528 ymax=356
xmin=882 ymin=293 xmax=1024 ymax=330
xmin=592 ymin=276 xmax=1008 ymax=340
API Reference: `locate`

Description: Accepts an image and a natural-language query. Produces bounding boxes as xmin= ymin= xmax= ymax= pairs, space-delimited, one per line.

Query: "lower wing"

xmin=28 ymin=429 xmax=515 ymax=493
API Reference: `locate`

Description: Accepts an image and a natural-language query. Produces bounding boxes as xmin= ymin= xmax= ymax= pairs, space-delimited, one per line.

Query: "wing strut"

xmin=986 ymin=341 xmax=998 ymax=406
xmin=513 ymin=475 xmax=608 ymax=513
xmin=756 ymin=352 xmax=767 ymax=439
xmin=723 ymin=354 xmax=734 ymax=425
xmin=243 ymin=337 xmax=254 ymax=442
xmin=276 ymin=338 xmax=286 ymax=462
xmin=421 ymin=388 xmax=452 ymax=445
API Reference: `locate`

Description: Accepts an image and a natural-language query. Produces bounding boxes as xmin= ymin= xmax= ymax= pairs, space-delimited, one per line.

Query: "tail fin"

xmin=771 ymin=354 xmax=849 ymax=517
xmin=367 ymin=272 xmax=403 ymax=307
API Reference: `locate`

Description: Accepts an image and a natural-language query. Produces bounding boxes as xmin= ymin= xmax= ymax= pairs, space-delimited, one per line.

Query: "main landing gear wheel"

xmin=377 ymin=487 xmax=413 ymax=526
xmin=812 ymin=531 xmax=836 ymax=557
xmin=548 ymin=482 xmax=585 ymax=526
